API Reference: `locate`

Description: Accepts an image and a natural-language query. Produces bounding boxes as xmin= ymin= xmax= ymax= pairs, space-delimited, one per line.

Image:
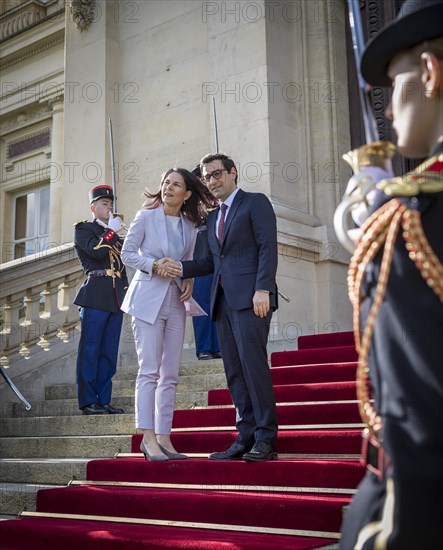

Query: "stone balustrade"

xmin=0 ymin=243 xmax=83 ymax=368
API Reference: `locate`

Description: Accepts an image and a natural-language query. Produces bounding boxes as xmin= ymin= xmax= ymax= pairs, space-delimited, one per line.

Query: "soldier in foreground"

xmin=339 ymin=1 xmax=443 ymax=548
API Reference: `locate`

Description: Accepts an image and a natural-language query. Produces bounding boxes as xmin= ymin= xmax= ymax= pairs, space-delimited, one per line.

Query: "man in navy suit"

xmin=167 ymin=153 xmax=279 ymax=461
xmin=338 ymin=1 xmax=443 ymax=547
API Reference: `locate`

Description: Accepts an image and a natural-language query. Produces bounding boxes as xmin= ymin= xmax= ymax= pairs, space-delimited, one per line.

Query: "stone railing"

xmin=0 ymin=243 xmax=83 ymax=368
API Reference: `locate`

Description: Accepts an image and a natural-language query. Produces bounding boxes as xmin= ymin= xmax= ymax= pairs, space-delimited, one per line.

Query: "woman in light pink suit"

xmin=121 ymin=168 xmax=210 ymax=461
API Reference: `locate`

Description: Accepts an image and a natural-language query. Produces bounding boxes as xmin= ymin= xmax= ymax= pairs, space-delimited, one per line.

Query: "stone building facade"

xmin=1 ymin=0 xmax=361 ymax=366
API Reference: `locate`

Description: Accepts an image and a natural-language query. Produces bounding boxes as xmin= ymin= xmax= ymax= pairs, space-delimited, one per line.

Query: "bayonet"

xmin=0 ymin=367 xmax=31 ymax=410
xmin=212 ymin=96 xmax=219 ymax=153
xmin=108 ymin=118 xmax=117 ymax=213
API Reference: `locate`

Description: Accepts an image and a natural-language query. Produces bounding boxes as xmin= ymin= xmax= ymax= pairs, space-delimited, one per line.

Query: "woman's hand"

xmin=156 ymin=257 xmax=182 ymax=278
xmin=180 ymin=279 xmax=194 ymax=301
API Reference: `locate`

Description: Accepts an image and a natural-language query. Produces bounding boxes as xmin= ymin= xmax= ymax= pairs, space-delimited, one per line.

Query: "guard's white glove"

xmin=107 ymin=213 xmax=122 ymax=232
xmin=346 ymin=166 xmax=394 ymax=226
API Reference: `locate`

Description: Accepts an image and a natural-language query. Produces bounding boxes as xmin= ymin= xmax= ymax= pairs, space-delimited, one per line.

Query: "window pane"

xmin=26 ymin=192 xmax=36 ymax=238
xmin=13 ymin=187 xmax=50 ymax=259
xmin=39 ymin=187 xmax=50 ymax=236
xmin=15 ymin=195 xmax=27 ymax=239
xmin=25 ymin=239 xmax=38 ymax=256
xmin=14 ymin=242 xmax=26 ymax=259
xmin=39 ymin=235 xmax=49 ymax=252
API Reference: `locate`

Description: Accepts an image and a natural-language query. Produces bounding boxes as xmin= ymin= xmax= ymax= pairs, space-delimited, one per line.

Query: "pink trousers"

xmin=131 ymin=284 xmax=186 ymax=433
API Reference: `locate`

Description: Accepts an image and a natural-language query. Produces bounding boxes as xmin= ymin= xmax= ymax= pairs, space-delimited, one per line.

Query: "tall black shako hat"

xmin=89 ymin=185 xmax=114 ymax=204
xmin=361 ymin=0 xmax=443 ymax=87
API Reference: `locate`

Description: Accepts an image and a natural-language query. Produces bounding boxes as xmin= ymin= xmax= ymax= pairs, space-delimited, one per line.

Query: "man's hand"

xmin=180 ymin=279 xmax=194 ymax=301
xmin=253 ymin=291 xmax=270 ymax=318
xmin=107 ymin=213 xmax=122 ymax=232
xmin=156 ymin=258 xmax=182 ymax=278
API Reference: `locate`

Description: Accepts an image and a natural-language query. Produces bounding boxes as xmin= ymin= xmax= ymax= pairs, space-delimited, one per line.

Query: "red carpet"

xmin=0 ymin=517 xmax=335 ymax=550
xmin=0 ymin=331 xmax=364 ymax=549
xmin=87 ymin=457 xmax=364 ymax=489
xmin=209 ymin=380 xmax=357 ymax=405
xmin=154 ymin=428 xmax=362 ymax=455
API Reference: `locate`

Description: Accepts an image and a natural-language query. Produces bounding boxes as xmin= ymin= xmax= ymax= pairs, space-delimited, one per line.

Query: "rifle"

xmin=108 ymin=118 xmax=118 ymax=213
xmin=108 ymin=118 xmax=128 ymax=230
xmin=333 ymin=0 xmax=395 ymax=253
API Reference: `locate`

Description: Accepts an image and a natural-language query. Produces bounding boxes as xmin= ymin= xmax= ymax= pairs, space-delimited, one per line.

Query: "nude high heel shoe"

xmin=140 ymin=440 xmax=169 ymax=462
xmin=158 ymin=444 xmax=188 ymax=460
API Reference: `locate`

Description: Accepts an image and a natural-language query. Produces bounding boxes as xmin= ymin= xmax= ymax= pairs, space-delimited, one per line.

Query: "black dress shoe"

xmin=82 ymin=403 xmax=108 ymax=415
xmin=101 ymin=404 xmax=125 ymax=414
xmin=242 ymin=441 xmax=278 ymax=462
xmin=212 ymin=352 xmax=222 ymax=359
xmin=209 ymin=442 xmax=252 ymax=460
xmin=197 ymin=351 xmax=214 ymax=360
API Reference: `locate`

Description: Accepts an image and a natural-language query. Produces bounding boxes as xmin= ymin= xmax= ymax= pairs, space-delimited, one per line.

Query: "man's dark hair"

xmin=200 ymin=152 xmax=238 ymax=183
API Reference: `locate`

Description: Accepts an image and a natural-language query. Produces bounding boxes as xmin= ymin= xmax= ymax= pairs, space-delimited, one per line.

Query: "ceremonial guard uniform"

xmin=339 ymin=1 xmax=443 ymax=548
xmin=74 ymin=185 xmax=128 ymax=414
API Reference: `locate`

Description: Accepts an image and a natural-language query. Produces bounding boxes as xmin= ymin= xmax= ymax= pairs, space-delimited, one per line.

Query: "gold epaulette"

xmin=73 ymin=220 xmax=88 ymax=227
xmin=377 ymin=153 xmax=443 ymax=196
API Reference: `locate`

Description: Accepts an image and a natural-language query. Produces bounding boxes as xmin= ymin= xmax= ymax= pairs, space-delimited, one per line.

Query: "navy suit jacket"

xmin=182 ymin=189 xmax=278 ymax=320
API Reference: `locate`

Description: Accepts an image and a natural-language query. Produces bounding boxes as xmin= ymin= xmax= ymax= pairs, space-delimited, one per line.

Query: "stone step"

xmin=2 ymin=390 xmax=208 ymax=419
xmin=44 ymin=373 xmax=226 ymax=401
xmin=0 ymin=414 xmax=136 ymax=438
xmin=0 ymin=482 xmax=62 ymax=516
xmin=0 ymin=435 xmax=132 ymax=459
xmin=114 ymin=358 xmax=225 ymax=380
xmin=45 ymin=380 xmax=134 ymax=400
xmin=176 ymin=373 xmax=227 ymax=392
xmin=120 ymin=350 xmax=225 ymax=366
xmin=41 ymin=359 xmax=225 ymax=397
xmin=0 ymin=458 xmax=88 ymax=485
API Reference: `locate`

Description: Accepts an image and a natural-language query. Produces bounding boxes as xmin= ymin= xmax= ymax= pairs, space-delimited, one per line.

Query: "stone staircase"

xmin=0 ymin=354 xmax=226 ymax=518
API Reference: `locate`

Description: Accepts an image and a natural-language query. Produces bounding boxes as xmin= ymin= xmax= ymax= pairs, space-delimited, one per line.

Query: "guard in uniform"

xmin=74 ymin=185 xmax=128 ymax=415
xmin=339 ymin=1 xmax=443 ymax=548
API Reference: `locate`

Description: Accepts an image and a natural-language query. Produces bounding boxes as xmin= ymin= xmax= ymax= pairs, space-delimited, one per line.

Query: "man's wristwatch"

xmin=152 ymin=260 xmax=159 ymax=274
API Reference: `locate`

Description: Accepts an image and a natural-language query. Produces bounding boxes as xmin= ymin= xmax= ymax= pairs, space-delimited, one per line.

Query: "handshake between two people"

xmin=155 ymin=258 xmax=193 ymax=302
xmin=153 ymin=258 xmax=270 ymax=316
xmin=155 ymin=257 xmax=182 ymax=278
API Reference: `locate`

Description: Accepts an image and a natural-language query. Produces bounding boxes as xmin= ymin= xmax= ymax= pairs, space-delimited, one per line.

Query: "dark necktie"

xmin=217 ymin=203 xmax=228 ymax=243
